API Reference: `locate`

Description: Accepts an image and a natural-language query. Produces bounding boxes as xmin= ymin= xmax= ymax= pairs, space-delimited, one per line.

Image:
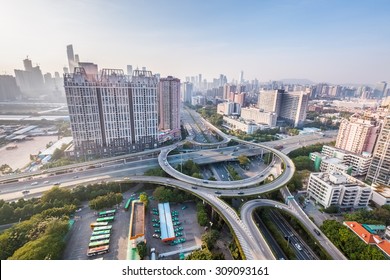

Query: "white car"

xmin=31 ymin=182 xmax=38 ymax=186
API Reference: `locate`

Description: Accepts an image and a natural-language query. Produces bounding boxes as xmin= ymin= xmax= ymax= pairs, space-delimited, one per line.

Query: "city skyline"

xmin=1 ymin=0 xmax=390 ymax=84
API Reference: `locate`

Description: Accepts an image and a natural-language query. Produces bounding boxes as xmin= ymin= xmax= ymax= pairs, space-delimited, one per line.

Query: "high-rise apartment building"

xmin=366 ymin=115 xmax=390 ymax=186
xmin=64 ymin=67 xmax=158 ymax=157
xmin=127 ymin=65 xmax=133 ymax=76
xmin=223 ymin=84 xmax=237 ymax=100
xmin=336 ymin=114 xmax=380 ymax=154
xmin=14 ymin=57 xmax=45 ymax=97
xmin=158 ymin=76 xmax=181 ymax=137
xmin=0 ymin=75 xmax=22 ymax=101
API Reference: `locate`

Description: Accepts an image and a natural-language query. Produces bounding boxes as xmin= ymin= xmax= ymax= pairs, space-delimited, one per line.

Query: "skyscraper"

xmin=14 ymin=57 xmax=45 ymax=97
xmin=336 ymin=114 xmax=380 ymax=154
xmin=182 ymin=82 xmax=193 ymax=104
xmin=64 ymin=67 xmax=159 ymax=157
xmin=366 ymin=115 xmax=390 ymax=186
xmin=127 ymin=65 xmax=133 ymax=76
xmin=239 ymin=70 xmax=244 ymax=84
xmin=67 ymin=44 xmax=76 ymax=73
xmin=158 ymin=76 xmax=181 ymax=137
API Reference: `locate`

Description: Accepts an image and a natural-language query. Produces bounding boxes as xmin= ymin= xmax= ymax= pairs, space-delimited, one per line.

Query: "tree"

xmin=237 ymin=155 xmax=250 ymax=166
xmin=136 ymin=241 xmax=147 ymax=260
xmin=139 ymin=192 xmax=149 ymax=208
xmin=292 ymin=156 xmax=314 ymax=171
xmin=201 ymin=230 xmax=220 ymax=250
xmin=185 ymin=248 xmax=213 ymax=260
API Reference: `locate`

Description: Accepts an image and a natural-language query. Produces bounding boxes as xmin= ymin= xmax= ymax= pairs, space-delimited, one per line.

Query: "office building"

xmin=158 ymin=76 xmax=181 ymax=137
xmin=307 ymin=172 xmax=372 ymax=209
xmin=223 ymin=84 xmax=237 ymax=100
xmin=182 ymin=82 xmax=193 ymax=103
xmin=14 ymin=57 xmax=45 ymax=97
xmin=127 ymin=65 xmax=133 ymax=76
xmin=234 ymin=92 xmax=246 ymax=106
xmin=279 ymin=91 xmax=309 ymax=127
xmin=366 ymin=115 xmax=390 ymax=186
xmin=67 ymin=44 xmax=77 ymax=73
xmin=223 ymin=117 xmax=261 ymax=134
xmin=257 ymin=90 xmax=282 ymax=114
xmin=336 ymin=114 xmax=380 ymax=154
xmin=64 ymin=67 xmax=158 ymax=157
xmin=0 ymin=75 xmax=22 ymax=101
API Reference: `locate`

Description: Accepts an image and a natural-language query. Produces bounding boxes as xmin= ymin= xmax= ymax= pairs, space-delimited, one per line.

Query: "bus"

xmin=89 ymin=239 xmax=110 ymax=248
xmin=87 ymin=245 xmax=109 ymax=257
xmin=124 ymin=198 xmax=133 ymax=211
xmin=90 ymin=222 xmax=108 ymax=229
xmin=93 ymin=225 xmax=112 ymax=231
xmin=96 ymin=216 xmax=115 ymax=223
xmin=98 ymin=209 xmax=116 ymax=217
xmin=90 ymin=234 xmax=111 ymax=242
xmin=92 ymin=230 xmax=111 ymax=236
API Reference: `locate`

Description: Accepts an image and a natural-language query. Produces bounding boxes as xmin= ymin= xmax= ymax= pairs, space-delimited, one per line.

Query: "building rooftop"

xmin=362 ymin=224 xmax=386 ymax=234
xmin=344 ymin=221 xmax=390 ymax=257
xmin=158 ymin=202 xmax=175 ymax=242
xmin=129 ymin=201 xmax=145 ymax=239
xmin=372 ymin=184 xmax=390 ymax=198
xmin=39 ymin=137 xmax=73 ymax=156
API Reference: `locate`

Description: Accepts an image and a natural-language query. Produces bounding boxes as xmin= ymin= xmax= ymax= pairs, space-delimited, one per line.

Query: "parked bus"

xmin=89 ymin=239 xmax=110 ymax=248
xmin=98 ymin=209 xmax=116 ymax=217
xmin=96 ymin=216 xmax=115 ymax=223
xmin=124 ymin=198 xmax=133 ymax=211
xmin=93 ymin=225 xmax=112 ymax=231
xmin=90 ymin=234 xmax=111 ymax=242
xmin=87 ymin=245 xmax=109 ymax=257
xmin=90 ymin=222 xmax=108 ymax=229
xmin=92 ymin=230 xmax=111 ymax=236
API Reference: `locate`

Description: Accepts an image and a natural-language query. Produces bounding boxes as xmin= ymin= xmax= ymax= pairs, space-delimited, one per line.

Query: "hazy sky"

xmin=1 ymin=0 xmax=389 ymax=84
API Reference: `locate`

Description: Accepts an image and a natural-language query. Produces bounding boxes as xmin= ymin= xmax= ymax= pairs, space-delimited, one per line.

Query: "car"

xmin=43 ymin=180 xmax=50 ymax=184
xmin=154 ymin=229 xmax=161 ymax=233
xmin=53 ymin=182 xmax=61 ymax=186
xmin=22 ymin=190 xmax=30 ymax=195
xmin=152 ymin=218 xmax=159 ymax=223
xmin=202 ymin=180 xmax=208 ymax=184
xmin=214 ymin=191 xmax=221 ymax=194
xmin=191 ymin=186 xmax=198 ymax=189
xmin=152 ymin=234 xmax=160 ymax=238
xmin=175 ymin=232 xmax=183 ymax=237
xmin=294 ymin=243 xmax=302 ymax=251
xmin=181 ymin=206 xmax=187 ymax=210
xmin=260 ymin=174 xmax=264 ymax=177
xmin=314 ymin=229 xmax=321 ymax=236
xmin=73 ymin=175 xmax=79 ymax=179
xmin=238 ymin=191 xmax=244 ymax=195
xmin=153 ymin=224 xmax=160 ymax=227
xmin=31 ymin=182 xmax=38 ymax=186
xmin=152 ymin=208 xmax=158 ymax=211
xmin=174 ymin=228 xmax=183 ymax=232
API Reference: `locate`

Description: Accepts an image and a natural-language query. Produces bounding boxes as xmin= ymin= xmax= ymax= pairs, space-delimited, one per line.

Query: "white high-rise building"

xmin=257 ymin=90 xmax=282 ymax=114
xmin=64 ymin=67 xmax=158 ymax=157
xmin=279 ymin=91 xmax=309 ymax=127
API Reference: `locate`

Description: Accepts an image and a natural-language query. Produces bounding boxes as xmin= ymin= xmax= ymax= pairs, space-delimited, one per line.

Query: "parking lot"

xmin=63 ymin=185 xmax=146 ymax=260
xmin=144 ymin=200 xmax=203 ymax=260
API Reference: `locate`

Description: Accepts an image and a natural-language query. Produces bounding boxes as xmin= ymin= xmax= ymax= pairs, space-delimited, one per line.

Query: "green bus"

xmin=90 ymin=222 xmax=108 ymax=229
xmin=98 ymin=209 xmax=116 ymax=217
xmin=89 ymin=239 xmax=110 ymax=248
xmin=90 ymin=234 xmax=111 ymax=242
xmin=93 ymin=225 xmax=112 ymax=231
xmin=124 ymin=198 xmax=133 ymax=211
xmin=92 ymin=230 xmax=111 ymax=236
xmin=96 ymin=216 xmax=115 ymax=223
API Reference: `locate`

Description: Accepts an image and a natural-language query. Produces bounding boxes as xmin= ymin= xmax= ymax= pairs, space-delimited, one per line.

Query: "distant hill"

xmin=278 ymin=78 xmax=315 ymax=85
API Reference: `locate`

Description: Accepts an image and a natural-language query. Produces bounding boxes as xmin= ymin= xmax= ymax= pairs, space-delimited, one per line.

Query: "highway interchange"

xmin=0 ymin=106 xmax=345 ymax=260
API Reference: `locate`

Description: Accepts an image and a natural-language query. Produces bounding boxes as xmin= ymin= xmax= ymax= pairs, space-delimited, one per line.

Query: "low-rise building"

xmin=240 ymin=107 xmax=277 ymax=126
xmin=313 ymin=145 xmax=372 ymax=176
xmin=217 ymin=102 xmax=241 ymax=116
xmin=222 ymin=116 xmax=261 ymax=134
xmin=307 ymin=172 xmax=372 ymax=209
xmin=371 ymin=183 xmax=390 ymax=206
